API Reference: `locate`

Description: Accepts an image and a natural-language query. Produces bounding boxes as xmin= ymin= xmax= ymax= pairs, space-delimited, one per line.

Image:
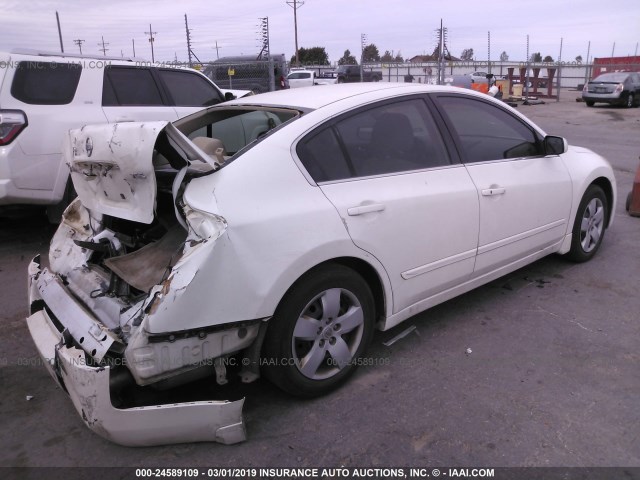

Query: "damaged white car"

xmin=27 ymin=83 xmax=616 ymax=446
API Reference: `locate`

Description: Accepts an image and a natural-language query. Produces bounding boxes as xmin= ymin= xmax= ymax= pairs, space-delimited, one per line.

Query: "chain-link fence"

xmin=201 ymin=55 xmax=288 ymax=94
xmin=378 ymin=61 xmax=630 ymax=87
xmin=197 ymin=56 xmax=638 ymax=96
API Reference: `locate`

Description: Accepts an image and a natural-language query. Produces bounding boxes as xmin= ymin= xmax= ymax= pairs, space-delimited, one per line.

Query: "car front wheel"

xmin=566 ymin=185 xmax=608 ymax=262
xmin=626 ymin=93 xmax=634 ymax=108
xmin=262 ymin=265 xmax=375 ymax=397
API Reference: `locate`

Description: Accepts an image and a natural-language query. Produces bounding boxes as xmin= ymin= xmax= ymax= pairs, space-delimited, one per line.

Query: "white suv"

xmin=0 ymin=50 xmax=246 ymax=220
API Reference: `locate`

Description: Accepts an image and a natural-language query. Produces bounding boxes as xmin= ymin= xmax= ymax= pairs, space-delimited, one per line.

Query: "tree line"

xmin=291 ymin=45 xmax=583 ymax=66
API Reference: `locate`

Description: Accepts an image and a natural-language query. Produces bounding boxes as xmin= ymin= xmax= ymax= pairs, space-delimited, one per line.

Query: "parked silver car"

xmin=582 ymin=72 xmax=640 ymax=108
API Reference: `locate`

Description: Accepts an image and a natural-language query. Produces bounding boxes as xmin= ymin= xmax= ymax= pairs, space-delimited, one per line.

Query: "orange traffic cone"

xmin=627 ymin=161 xmax=640 ymax=217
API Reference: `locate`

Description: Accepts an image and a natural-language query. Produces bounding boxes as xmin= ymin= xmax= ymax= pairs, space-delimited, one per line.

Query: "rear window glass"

xmin=592 ymin=73 xmax=628 ymax=83
xmin=11 ymin=61 xmax=82 ymax=105
xmin=103 ymin=67 xmax=164 ymax=106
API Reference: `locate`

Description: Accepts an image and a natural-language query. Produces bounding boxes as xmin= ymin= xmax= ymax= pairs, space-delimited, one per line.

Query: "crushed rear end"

xmin=26 ymin=120 xmax=255 ymax=446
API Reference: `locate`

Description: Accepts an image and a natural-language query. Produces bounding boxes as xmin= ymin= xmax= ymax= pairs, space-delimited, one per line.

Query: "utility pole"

xmin=434 ymin=20 xmax=448 ymax=84
xmin=145 ymin=24 xmax=157 ymax=63
xmin=584 ymin=40 xmax=591 ymax=84
xmin=557 ymin=37 xmax=563 ymax=102
xmin=360 ymin=33 xmax=367 ymax=82
xmin=185 ymin=14 xmax=193 ymax=67
xmin=215 ymin=41 xmax=220 ymax=60
xmin=73 ymin=39 xmax=85 ymax=55
xmin=258 ymin=17 xmax=274 ymax=91
xmin=286 ymin=0 xmax=304 ymax=66
xmin=132 ymin=39 xmax=136 ymax=57
xmin=439 ymin=20 xmax=444 ymax=84
xmin=258 ymin=17 xmax=270 ymax=59
xmin=56 ymin=11 xmax=64 ymax=53
xmin=611 ymin=41 xmax=616 ymax=57
xmin=487 ymin=31 xmax=491 ymax=74
xmin=98 ymin=36 xmax=109 ymax=56
xmin=525 ymin=34 xmax=530 ymax=99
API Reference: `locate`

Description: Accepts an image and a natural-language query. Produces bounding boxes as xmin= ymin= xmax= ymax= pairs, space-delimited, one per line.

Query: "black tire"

xmin=626 ymin=191 xmax=632 ymax=212
xmin=626 ymin=93 xmax=634 ymax=108
xmin=586 ymin=100 xmax=595 ymax=107
xmin=46 ymin=178 xmax=77 ymax=224
xmin=566 ymin=185 xmax=608 ymax=262
xmin=262 ymin=264 xmax=375 ymax=397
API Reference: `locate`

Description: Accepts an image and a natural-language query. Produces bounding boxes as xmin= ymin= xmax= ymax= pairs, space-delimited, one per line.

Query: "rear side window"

xmin=11 ymin=61 xmax=82 ymax=105
xmin=297 ymin=98 xmax=450 ymax=182
xmin=297 ymin=127 xmax=352 ymax=182
xmin=103 ymin=67 xmax=164 ymax=106
xmin=158 ymin=70 xmax=223 ymax=107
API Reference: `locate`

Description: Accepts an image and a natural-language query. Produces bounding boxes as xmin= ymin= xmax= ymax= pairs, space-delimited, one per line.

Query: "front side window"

xmin=102 ymin=67 xmax=164 ymax=106
xmin=435 ymin=95 xmax=543 ymax=162
xmin=11 ymin=61 xmax=82 ymax=105
xmin=297 ymin=97 xmax=450 ymax=182
xmin=159 ymin=70 xmax=223 ymax=107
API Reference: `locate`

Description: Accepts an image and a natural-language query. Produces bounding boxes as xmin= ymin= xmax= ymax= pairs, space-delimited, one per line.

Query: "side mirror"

xmin=224 ymin=92 xmax=236 ymax=101
xmin=544 ymin=135 xmax=568 ymax=155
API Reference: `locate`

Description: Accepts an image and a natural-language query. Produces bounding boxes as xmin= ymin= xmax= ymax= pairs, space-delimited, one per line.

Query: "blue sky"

xmin=1 ymin=0 xmax=638 ymax=64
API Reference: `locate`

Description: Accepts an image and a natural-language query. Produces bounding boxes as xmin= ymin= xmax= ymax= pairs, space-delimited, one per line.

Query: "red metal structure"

xmin=592 ymin=56 xmax=640 ymax=78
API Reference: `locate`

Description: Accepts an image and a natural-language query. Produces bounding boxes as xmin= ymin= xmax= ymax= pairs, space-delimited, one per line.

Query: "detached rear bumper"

xmin=26 ymin=257 xmax=246 ymax=446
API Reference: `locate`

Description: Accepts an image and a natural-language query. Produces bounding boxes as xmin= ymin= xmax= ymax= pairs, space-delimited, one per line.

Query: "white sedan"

xmin=27 ymin=83 xmax=616 ymax=446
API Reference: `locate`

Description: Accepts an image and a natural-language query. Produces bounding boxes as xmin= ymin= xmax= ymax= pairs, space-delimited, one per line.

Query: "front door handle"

xmin=347 ymin=204 xmax=386 ymax=216
xmin=481 ymin=187 xmax=506 ymax=196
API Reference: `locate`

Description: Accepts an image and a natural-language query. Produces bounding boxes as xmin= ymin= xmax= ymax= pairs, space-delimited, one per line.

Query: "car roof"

xmin=5 ymin=48 xmax=145 ymax=63
xmin=226 ymin=83 xmax=469 ymax=110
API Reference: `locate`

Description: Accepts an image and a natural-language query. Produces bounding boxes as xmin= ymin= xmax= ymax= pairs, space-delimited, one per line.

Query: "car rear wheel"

xmin=262 ymin=264 xmax=374 ymax=397
xmin=566 ymin=185 xmax=608 ymax=262
xmin=586 ymin=100 xmax=595 ymax=107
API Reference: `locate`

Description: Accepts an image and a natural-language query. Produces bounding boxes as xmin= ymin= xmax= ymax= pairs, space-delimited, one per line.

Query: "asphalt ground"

xmin=0 ymin=88 xmax=639 ymax=474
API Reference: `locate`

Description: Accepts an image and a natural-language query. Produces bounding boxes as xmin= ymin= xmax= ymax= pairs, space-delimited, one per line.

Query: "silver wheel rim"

xmin=627 ymin=95 xmax=633 ymax=107
xmin=580 ymin=197 xmax=605 ymax=253
xmin=291 ymin=288 xmax=364 ymax=380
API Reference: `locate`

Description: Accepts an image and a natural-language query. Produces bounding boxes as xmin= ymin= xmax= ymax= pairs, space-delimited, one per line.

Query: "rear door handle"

xmin=481 ymin=187 xmax=506 ymax=196
xmin=347 ymin=204 xmax=386 ymax=216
